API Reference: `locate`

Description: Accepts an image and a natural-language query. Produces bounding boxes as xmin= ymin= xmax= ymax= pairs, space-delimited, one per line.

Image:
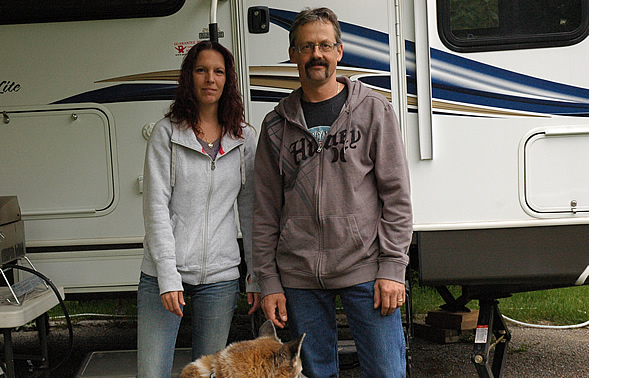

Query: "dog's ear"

xmin=258 ymin=319 xmax=278 ymax=339
xmin=277 ymin=333 xmax=306 ymax=363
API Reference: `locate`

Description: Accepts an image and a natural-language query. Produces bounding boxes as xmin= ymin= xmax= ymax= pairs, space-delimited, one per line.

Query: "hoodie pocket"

xmin=321 ymin=215 xmax=367 ymax=274
xmin=171 ymin=213 xmax=192 ymax=268
xmin=277 ymin=216 xmax=319 ymax=273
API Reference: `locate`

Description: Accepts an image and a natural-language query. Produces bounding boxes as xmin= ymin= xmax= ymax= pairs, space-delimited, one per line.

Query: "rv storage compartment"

xmin=417 ymin=224 xmax=588 ymax=290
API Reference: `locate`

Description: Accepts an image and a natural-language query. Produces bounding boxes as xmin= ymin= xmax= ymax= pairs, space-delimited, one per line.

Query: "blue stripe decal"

xmin=251 ymin=89 xmax=289 ymax=103
xmin=54 ymin=84 xmax=176 ymax=104
xmin=430 ymin=48 xmax=589 ymax=115
xmin=432 ymin=84 xmax=588 ymax=116
xmin=431 ymin=49 xmax=588 ymax=101
xmin=268 ymin=8 xmax=588 ymax=116
xmin=54 ymin=8 xmax=588 ymax=117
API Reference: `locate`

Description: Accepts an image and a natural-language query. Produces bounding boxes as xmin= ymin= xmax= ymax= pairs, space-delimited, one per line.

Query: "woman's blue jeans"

xmin=136 ymin=272 xmax=239 ymax=377
xmin=284 ymin=281 xmax=406 ymax=378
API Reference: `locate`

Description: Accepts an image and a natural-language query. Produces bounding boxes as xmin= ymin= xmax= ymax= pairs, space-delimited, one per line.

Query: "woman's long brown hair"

xmin=166 ymin=41 xmax=246 ymax=139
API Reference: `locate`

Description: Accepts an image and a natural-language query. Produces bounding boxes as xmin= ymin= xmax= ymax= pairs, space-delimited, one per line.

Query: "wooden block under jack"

xmin=425 ymin=309 xmax=479 ymax=330
xmin=414 ymin=321 xmax=475 ymax=344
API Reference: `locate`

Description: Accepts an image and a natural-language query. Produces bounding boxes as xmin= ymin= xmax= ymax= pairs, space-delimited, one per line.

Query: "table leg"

xmin=3 ymin=328 xmax=15 ymax=378
xmin=36 ymin=314 xmax=49 ymax=377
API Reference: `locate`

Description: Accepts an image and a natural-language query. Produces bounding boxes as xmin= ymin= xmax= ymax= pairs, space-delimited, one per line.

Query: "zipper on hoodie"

xmin=198 ymin=139 xmax=242 ymax=284
xmin=314 ymin=137 xmax=322 ymax=286
xmin=311 ymin=108 xmax=349 ymax=289
xmin=293 ymin=123 xmax=326 ymax=289
xmin=200 ymin=156 xmax=215 ymax=284
xmin=315 ymin=148 xmax=326 ymax=289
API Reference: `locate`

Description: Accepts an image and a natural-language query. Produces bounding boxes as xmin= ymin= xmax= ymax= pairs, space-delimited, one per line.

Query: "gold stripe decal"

xmin=96 ymin=70 xmax=180 ymax=83
xmin=96 ymin=65 xmax=547 ymax=118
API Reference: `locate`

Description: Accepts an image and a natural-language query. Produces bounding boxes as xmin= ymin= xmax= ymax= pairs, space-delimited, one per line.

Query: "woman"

xmin=138 ymin=41 xmax=260 ymax=377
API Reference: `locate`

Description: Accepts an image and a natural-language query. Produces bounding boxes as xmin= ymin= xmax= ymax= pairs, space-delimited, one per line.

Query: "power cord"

xmin=502 ymin=315 xmax=589 ymax=329
xmin=5 ymin=264 xmax=73 ymax=374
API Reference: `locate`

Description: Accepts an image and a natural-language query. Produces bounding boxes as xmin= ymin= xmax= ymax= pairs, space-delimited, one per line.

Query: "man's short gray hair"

xmin=289 ymin=7 xmax=342 ymax=48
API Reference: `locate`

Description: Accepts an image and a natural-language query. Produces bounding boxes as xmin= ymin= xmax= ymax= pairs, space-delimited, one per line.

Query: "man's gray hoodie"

xmin=142 ymin=117 xmax=258 ymax=295
xmin=253 ymin=77 xmax=412 ymax=298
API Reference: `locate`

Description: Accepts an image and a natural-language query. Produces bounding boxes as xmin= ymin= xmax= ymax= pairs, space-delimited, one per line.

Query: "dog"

xmin=180 ymin=319 xmax=306 ymax=377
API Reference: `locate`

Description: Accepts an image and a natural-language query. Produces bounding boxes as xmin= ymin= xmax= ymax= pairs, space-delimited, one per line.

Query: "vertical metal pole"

xmin=36 ymin=314 xmax=50 ymax=378
xmin=3 ymin=328 xmax=15 ymax=378
xmin=209 ymin=0 xmax=219 ymax=42
xmin=405 ymin=265 xmax=413 ymax=377
xmin=230 ymin=0 xmax=252 ymax=125
xmin=414 ymin=0 xmax=434 ymax=160
xmin=392 ymin=0 xmax=409 ymax=151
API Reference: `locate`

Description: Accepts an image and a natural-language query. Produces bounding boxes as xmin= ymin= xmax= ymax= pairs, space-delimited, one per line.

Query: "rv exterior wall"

xmin=0 ymin=0 xmax=588 ymax=294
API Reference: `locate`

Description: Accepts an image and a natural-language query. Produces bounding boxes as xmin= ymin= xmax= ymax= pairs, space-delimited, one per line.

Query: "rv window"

xmin=0 ymin=0 xmax=185 ymax=25
xmin=437 ymin=0 xmax=588 ymax=52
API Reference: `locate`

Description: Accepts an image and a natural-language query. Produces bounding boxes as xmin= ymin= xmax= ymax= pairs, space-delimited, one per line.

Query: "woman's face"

xmin=192 ymin=49 xmax=226 ymax=108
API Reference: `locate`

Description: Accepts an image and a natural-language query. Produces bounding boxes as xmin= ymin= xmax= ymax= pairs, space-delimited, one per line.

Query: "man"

xmin=253 ymin=7 xmax=412 ymax=377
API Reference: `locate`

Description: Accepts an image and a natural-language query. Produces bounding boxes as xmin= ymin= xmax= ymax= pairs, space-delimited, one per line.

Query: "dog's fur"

xmin=179 ymin=320 xmax=306 ymax=378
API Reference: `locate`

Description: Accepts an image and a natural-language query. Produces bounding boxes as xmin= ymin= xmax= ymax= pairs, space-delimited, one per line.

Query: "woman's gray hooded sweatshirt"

xmin=253 ymin=77 xmax=412 ymax=298
xmin=142 ymin=117 xmax=259 ymax=295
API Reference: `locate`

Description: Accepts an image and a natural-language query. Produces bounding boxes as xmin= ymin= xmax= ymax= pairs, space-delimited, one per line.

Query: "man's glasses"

xmin=293 ymin=42 xmax=341 ymax=54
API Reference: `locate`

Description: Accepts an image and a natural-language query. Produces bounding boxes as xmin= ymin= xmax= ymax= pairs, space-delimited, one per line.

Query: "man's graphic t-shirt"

xmin=302 ymin=86 xmax=348 ymax=149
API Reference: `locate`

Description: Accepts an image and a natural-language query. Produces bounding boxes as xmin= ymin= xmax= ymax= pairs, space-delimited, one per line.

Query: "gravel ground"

xmin=3 ymin=313 xmax=588 ymax=377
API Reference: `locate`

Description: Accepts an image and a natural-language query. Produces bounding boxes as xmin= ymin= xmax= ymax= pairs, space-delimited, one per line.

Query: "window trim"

xmin=0 ymin=0 xmax=186 ymax=25
xmin=437 ymin=0 xmax=589 ymax=53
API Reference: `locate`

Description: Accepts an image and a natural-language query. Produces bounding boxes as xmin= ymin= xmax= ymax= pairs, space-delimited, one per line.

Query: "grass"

xmin=47 ymin=284 xmax=589 ymax=327
xmin=410 ymin=285 xmax=589 ymax=326
xmin=498 ymin=286 xmax=589 ymax=325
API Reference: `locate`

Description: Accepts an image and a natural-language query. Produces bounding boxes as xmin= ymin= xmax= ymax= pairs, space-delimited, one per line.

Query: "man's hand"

xmin=373 ymin=279 xmax=406 ymax=316
xmin=261 ymin=293 xmax=288 ymax=328
xmin=161 ymin=291 xmax=186 ymax=317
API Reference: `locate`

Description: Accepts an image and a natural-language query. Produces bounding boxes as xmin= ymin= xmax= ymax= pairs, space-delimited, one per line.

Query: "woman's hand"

xmin=246 ymin=274 xmax=262 ymax=315
xmin=161 ymin=291 xmax=186 ymax=317
xmin=247 ymin=292 xmax=262 ymax=315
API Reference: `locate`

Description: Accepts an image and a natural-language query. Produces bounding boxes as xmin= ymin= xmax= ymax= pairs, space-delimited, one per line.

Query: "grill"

xmin=0 ymin=196 xmax=25 ymax=265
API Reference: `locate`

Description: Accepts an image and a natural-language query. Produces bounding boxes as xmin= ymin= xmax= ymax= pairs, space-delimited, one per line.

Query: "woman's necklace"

xmin=204 ymin=136 xmax=214 ymax=148
xmin=199 ymin=129 xmax=218 ymax=148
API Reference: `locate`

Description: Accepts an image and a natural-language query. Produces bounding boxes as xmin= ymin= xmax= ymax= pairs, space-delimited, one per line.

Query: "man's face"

xmin=289 ymin=21 xmax=343 ymax=85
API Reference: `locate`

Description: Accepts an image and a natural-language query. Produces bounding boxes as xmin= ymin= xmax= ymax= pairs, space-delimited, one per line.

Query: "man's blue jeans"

xmin=284 ymin=281 xmax=406 ymax=378
xmin=136 ymin=272 xmax=239 ymax=377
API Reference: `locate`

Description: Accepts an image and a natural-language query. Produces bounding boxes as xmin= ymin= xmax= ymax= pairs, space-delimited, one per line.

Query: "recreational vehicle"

xmin=1 ymin=0 xmax=588 ymax=375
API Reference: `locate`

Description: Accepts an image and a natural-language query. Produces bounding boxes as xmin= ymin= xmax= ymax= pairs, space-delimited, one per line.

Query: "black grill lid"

xmin=0 ymin=196 xmax=21 ymax=227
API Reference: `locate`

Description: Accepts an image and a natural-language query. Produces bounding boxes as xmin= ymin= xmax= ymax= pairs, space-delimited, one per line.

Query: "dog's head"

xmin=181 ymin=319 xmax=306 ymax=378
xmin=256 ymin=320 xmax=306 ymax=377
